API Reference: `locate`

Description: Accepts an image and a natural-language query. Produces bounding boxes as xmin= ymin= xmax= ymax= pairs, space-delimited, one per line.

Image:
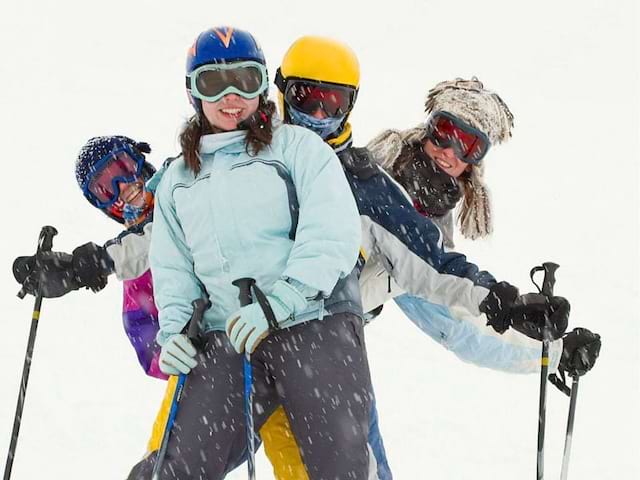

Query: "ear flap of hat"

xmin=457 ymin=162 xmax=492 ymax=239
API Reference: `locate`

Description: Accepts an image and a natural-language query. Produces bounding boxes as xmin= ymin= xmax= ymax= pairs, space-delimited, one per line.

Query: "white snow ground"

xmin=0 ymin=1 xmax=638 ymax=478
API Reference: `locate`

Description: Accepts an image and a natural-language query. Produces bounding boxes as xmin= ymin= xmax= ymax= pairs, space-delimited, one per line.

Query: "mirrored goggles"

xmin=187 ymin=61 xmax=268 ymax=103
xmin=425 ymin=111 xmax=491 ymax=165
xmin=285 ymin=80 xmax=356 ymax=117
xmin=84 ymin=148 xmax=145 ymax=208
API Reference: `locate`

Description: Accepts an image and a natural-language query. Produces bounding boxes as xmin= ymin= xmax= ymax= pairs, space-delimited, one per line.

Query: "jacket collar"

xmin=199 ymin=130 xmax=247 ymax=155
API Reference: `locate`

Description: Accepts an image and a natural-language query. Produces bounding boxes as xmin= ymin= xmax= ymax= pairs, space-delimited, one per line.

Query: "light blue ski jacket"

xmin=149 ymin=125 xmax=362 ymax=345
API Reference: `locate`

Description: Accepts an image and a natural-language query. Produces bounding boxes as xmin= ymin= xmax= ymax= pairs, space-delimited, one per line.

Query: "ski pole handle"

xmin=36 ymin=226 xmax=58 ymax=256
xmin=187 ymin=298 xmax=209 ymax=342
xmin=17 ymin=226 xmax=58 ymax=299
xmin=540 ymin=262 xmax=559 ymax=297
xmin=530 ymin=261 xmax=560 ymax=299
xmin=233 ymin=278 xmax=278 ymax=333
xmin=232 ymin=277 xmax=256 ymax=307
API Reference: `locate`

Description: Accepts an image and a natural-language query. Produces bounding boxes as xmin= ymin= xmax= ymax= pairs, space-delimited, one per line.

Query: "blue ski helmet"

xmin=185 ymin=26 xmax=267 ymax=114
xmin=75 ymin=136 xmax=155 ymax=224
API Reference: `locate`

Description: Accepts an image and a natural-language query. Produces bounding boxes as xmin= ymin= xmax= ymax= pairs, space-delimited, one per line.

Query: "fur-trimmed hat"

xmin=368 ymin=77 xmax=514 ymax=241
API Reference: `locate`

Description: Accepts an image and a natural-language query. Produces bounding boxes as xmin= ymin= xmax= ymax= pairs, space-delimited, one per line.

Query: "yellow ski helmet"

xmin=275 ymin=36 xmax=360 ymax=145
xmin=277 ymin=36 xmax=360 ymax=88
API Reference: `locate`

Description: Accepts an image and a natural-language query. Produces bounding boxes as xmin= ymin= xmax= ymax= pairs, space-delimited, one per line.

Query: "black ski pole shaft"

xmin=232 ymin=278 xmax=257 ymax=480
xmin=3 ymin=296 xmax=43 ymax=480
xmin=535 ymin=261 xmax=559 ymax=480
xmin=560 ymin=376 xmax=580 ymax=480
xmin=4 ymin=226 xmax=57 ymax=480
xmin=152 ymin=298 xmax=208 ymax=480
xmin=537 ymin=341 xmax=550 ymax=480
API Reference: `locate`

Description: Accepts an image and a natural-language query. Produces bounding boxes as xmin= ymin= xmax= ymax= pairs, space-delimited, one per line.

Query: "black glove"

xmin=12 ymin=242 xmax=113 ymax=298
xmin=559 ymin=327 xmax=601 ymax=377
xmin=13 ymin=251 xmax=81 ymax=298
xmin=510 ymin=293 xmax=570 ymax=341
xmin=479 ymin=281 xmax=519 ymax=334
xmin=480 ymin=282 xmax=570 ymax=340
xmin=71 ymin=242 xmax=114 ymax=291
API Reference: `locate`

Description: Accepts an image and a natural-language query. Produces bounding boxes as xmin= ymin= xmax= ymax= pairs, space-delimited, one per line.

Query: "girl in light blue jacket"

xmin=128 ymin=27 xmax=373 ymax=480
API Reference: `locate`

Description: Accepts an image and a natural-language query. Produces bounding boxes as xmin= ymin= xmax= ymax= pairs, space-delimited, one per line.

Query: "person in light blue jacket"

xmin=128 ymin=27 xmax=373 ymax=480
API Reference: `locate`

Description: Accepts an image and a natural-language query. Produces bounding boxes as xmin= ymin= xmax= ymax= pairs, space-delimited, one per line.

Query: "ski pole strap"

xmin=548 ymin=371 xmax=572 ymax=397
xmin=250 ymin=284 xmax=279 ymax=332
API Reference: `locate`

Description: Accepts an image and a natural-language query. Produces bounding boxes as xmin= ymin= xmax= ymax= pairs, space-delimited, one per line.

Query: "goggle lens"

xmin=427 ymin=113 xmax=489 ymax=164
xmin=285 ymin=81 xmax=355 ymax=117
xmin=87 ymin=151 xmax=142 ymax=204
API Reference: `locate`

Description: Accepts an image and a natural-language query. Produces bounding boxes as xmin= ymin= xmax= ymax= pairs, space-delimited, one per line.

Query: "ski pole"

xmin=232 ymin=278 xmax=279 ymax=479
xmin=152 ymin=297 xmax=209 ymax=480
xmin=4 ymin=226 xmax=58 ymax=480
xmin=232 ymin=278 xmax=257 ymax=480
xmin=531 ymin=261 xmax=559 ymax=480
xmin=235 ymin=280 xmax=256 ymax=478
xmin=560 ymin=376 xmax=580 ymax=480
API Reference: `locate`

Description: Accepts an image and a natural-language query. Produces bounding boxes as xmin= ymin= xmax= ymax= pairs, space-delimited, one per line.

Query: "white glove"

xmin=159 ymin=334 xmax=198 ymax=375
xmin=226 ymin=280 xmax=309 ymax=354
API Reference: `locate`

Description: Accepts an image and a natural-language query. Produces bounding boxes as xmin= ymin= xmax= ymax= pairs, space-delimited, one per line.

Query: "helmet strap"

xmin=274 ymin=68 xmax=286 ymax=93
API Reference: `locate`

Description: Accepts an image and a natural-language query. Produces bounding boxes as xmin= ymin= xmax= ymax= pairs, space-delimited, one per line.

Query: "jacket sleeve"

xmin=148 ymin=172 xmax=204 ymax=346
xmin=280 ymin=129 xmax=361 ymax=295
xmin=394 ymin=293 xmax=562 ymax=374
xmin=355 ymin=168 xmax=495 ymax=317
xmin=105 ymin=222 xmax=153 ymax=281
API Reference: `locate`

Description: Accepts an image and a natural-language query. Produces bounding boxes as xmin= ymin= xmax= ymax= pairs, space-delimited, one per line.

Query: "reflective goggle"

xmin=83 ymin=147 xmax=145 ymax=208
xmin=284 ymin=80 xmax=356 ymax=117
xmin=186 ymin=61 xmax=268 ymax=103
xmin=425 ymin=111 xmax=491 ymax=165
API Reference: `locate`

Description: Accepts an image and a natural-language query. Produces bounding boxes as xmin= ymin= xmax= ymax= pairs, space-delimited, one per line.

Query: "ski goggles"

xmin=186 ymin=61 xmax=268 ymax=103
xmin=83 ymin=146 xmax=145 ymax=208
xmin=284 ymin=80 xmax=356 ymax=117
xmin=425 ymin=111 xmax=491 ymax=165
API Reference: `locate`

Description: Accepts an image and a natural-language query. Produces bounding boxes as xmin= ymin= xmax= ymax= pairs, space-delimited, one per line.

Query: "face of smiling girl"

xmin=117 ymin=179 xmax=147 ymax=208
xmin=423 ymin=139 xmax=470 ymax=178
xmin=201 ymin=93 xmax=259 ymax=131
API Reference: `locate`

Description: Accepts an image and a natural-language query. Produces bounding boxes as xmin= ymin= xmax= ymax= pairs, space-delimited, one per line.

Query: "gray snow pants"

xmin=128 ymin=312 xmax=373 ymax=480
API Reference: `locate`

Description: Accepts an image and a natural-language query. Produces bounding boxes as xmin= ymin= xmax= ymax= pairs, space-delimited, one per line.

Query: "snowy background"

xmin=0 ymin=1 xmax=638 ymax=478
